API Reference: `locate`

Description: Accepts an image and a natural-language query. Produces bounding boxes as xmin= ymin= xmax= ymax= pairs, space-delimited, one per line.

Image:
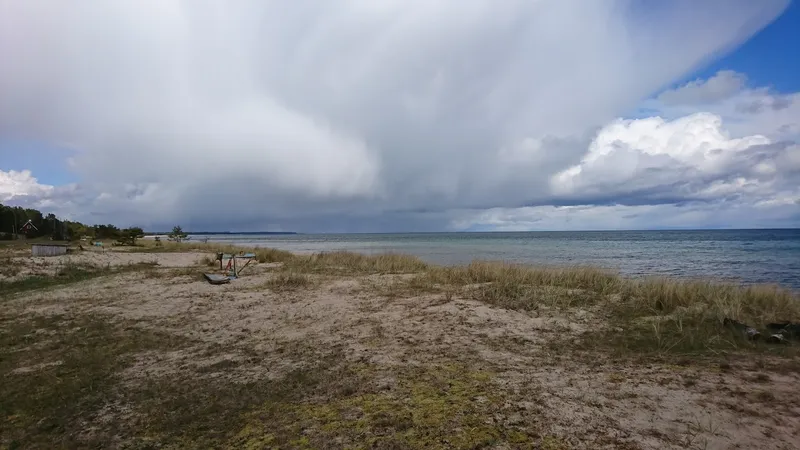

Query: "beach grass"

xmin=263 ymin=271 xmax=314 ymax=291
xmin=285 ymin=251 xmax=429 ymax=275
xmin=128 ymin=240 xmax=295 ymax=263
xmin=268 ymin=251 xmax=797 ymax=356
xmin=408 ymin=261 xmax=799 ymax=355
xmin=9 ymin=239 xmax=800 ymax=356
xmin=0 ymin=260 xmax=158 ymax=299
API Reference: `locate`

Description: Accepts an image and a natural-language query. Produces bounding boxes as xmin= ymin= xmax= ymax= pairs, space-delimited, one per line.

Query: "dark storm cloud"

xmin=0 ymin=1 xmax=793 ymax=231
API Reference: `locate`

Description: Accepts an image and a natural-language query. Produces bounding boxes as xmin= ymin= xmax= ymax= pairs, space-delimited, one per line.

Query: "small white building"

xmin=31 ymin=243 xmax=69 ymax=257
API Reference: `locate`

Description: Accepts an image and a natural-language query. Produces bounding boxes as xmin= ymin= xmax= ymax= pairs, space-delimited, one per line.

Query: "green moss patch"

xmin=233 ymin=363 xmax=539 ymax=449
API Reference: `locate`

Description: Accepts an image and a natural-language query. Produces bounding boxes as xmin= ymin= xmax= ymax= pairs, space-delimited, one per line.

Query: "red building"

xmin=19 ymin=219 xmax=38 ymax=234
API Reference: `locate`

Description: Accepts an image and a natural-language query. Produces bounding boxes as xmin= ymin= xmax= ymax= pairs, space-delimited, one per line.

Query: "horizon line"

xmin=144 ymin=227 xmax=800 ymax=235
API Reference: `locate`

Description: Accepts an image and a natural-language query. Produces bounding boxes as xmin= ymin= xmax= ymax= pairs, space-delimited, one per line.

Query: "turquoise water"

xmin=196 ymin=230 xmax=800 ymax=289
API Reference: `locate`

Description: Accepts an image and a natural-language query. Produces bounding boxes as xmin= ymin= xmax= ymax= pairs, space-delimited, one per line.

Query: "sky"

xmin=1 ymin=0 xmax=799 ymax=232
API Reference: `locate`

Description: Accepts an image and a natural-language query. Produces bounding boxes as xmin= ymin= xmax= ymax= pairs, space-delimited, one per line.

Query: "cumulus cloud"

xmin=549 ymin=113 xmax=792 ymax=202
xmin=0 ymin=169 xmax=86 ymax=218
xmin=460 ymin=110 xmax=800 ymax=231
xmin=0 ymin=169 xmax=53 ymax=203
xmin=0 ymin=0 xmax=793 ymax=231
xmin=645 ymin=70 xmax=800 ymax=141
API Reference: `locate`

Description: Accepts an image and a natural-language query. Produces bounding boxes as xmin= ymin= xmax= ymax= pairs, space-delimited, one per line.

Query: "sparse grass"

xmin=419 ymin=261 xmax=620 ymax=294
xmin=284 ymin=255 xmax=798 ymax=357
xmin=374 ymin=260 xmax=799 ymax=356
xmin=619 ymin=278 xmax=799 ymax=324
xmin=0 ymin=260 xmax=159 ymax=300
xmin=598 ymin=278 xmax=800 ymax=356
xmin=263 ymin=271 xmax=313 ymax=291
xmin=541 ymin=435 xmax=571 ymax=450
xmin=232 ymin=362 xmax=536 ymax=449
xmin=0 ymin=261 xmax=109 ymax=298
xmin=0 ymin=309 xmax=346 ymax=448
xmin=0 ymin=313 xmax=187 ymax=448
xmin=131 ymin=240 xmax=294 ymax=263
xmin=285 ymin=251 xmax=429 ymax=275
xmin=200 ymin=254 xmax=217 ymax=267
xmin=1 ymin=308 xmax=358 ymax=449
xmin=3 ymin=241 xmax=800 ymax=447
xmin=0 ymin=310 xmax=535 ymax=449
xmin=60 ymin=238 xmax=800 ymax=357
xmin=0 ymin=256 xmax=22 ymax=277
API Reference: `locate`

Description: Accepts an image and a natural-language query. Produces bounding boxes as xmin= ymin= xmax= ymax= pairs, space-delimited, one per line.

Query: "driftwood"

xmin=203 ymin=273 xmax=230 ymax=285
xmin=724 ymin=318 xmax=799 ymax=344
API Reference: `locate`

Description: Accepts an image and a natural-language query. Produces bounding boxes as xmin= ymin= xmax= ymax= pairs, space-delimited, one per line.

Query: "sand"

xmin=2 ymin=248 xmax=799 ymax=449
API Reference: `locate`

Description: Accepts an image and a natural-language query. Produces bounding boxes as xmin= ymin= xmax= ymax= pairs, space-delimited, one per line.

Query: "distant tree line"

xmin=0 ymin=203 xmax=144 ymax=244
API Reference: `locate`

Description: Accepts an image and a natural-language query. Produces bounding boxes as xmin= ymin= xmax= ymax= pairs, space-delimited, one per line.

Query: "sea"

xmin=195 ymin=230 xmax=800 ymax=290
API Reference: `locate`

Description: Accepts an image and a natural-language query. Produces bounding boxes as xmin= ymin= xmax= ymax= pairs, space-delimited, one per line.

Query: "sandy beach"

xmin=2 ymin=243 xmax=799 ymax=449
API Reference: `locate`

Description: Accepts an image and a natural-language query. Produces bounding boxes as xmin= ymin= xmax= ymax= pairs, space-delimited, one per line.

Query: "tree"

xmin=93 ymin=224 xmax=121 ymax=240
xmin=123 ymin=227 xmax=144 ymax=246
xmin=0 ymin=203 xmax=139 ymax=243
xmin=169 ymin=225 xmax=188 ymax=243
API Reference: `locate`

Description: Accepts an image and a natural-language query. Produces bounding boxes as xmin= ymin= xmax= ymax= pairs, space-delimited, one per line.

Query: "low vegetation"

xmin=232 ymin=363 xmax=534 ymax=448
xmin=404 ymin=261 xmax=799 ymax=356
xmin=133 ymin=240 xmax=295 ymax=264
xmin=126 ymin=240 xmax=800 ymax=356
xmin=0 ymin=260 xmax=162 ymax=299
xmin=0 ymin=312 xmax=539 ymax=448
xmin=285 ymin=251 xmax=429 ymax=275
xmin=0 ymin=313 xmax=187 ymax=448
xmin=5 ymin=239 xmax=799 ymax=356
xmin=2 ymin=242 xmax=798 ymax=448
xmin=605 ymin=279 xmax=800 ymax=355
xmin=1 ymin=261 xmax=111 ymax=299
xmin=263 ymin=271 xmax=313 ymax=291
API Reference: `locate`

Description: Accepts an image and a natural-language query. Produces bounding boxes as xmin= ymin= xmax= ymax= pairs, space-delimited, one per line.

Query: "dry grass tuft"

xmin=0 ymin=260 xmax=144 ymax=299
xmin=592 ymin=278 xmax=800 ymax=356
xmin=133 ymin=240 xmax=294 ymax=264
xmin=620 ymin=278 xmax=799 ymax=325
xmin=264 ymin=272 xmax=313 ymax=291
xmin=379 ymin=260 xmax=800 ymax=356
xmin=127 ymin=240 xmax=800 ymax=356
xmin=421 ymin=261 xmax=619 ymax=293
xmin=199 ymin=255 xmax=217 ymax=267
xmin=0 ymin=256 xmax=22 ymax=277
xmin=402 ymin=261 xmax=617 ymax=310
xmin=286 ymin=251 xmax=429 ymax=275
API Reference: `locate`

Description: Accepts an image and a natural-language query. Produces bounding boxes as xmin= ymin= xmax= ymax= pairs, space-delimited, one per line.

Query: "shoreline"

xmin=143 ymin=238 xmax=800 ymax=291
xmin=4 ymin=238 xmax=800 ymax=292
xmin=187 ymin=230 xmax=800 ymax=290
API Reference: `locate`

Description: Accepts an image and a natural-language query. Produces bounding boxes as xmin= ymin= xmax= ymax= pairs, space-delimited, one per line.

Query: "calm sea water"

xmin=196 ymin=230 xmax=800 ymax=289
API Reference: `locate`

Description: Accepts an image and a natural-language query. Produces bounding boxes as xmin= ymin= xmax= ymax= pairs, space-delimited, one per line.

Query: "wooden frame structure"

xmin=216 ymin=252 xmax=257 ymax=278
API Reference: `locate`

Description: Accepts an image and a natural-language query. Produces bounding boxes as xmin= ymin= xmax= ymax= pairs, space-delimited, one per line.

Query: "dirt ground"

xmin=2 ymin=250 xmax=799 ymax=449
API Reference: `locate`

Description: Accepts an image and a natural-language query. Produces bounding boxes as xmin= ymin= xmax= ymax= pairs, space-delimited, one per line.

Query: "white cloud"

xmin=0 ymin=169 xmax=53 ymax=203
xmin=550 ymin=113 xmax=785 ymax=200
xmin=452 ymin=200 xmax=800 ymax=232
xmin=645 ymin=70 xmax=800 ymax=141
xmin=0 ymin=1 xmax=794 ymax=230
xmin=657 ymin=70 xmax=748 ymax=105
